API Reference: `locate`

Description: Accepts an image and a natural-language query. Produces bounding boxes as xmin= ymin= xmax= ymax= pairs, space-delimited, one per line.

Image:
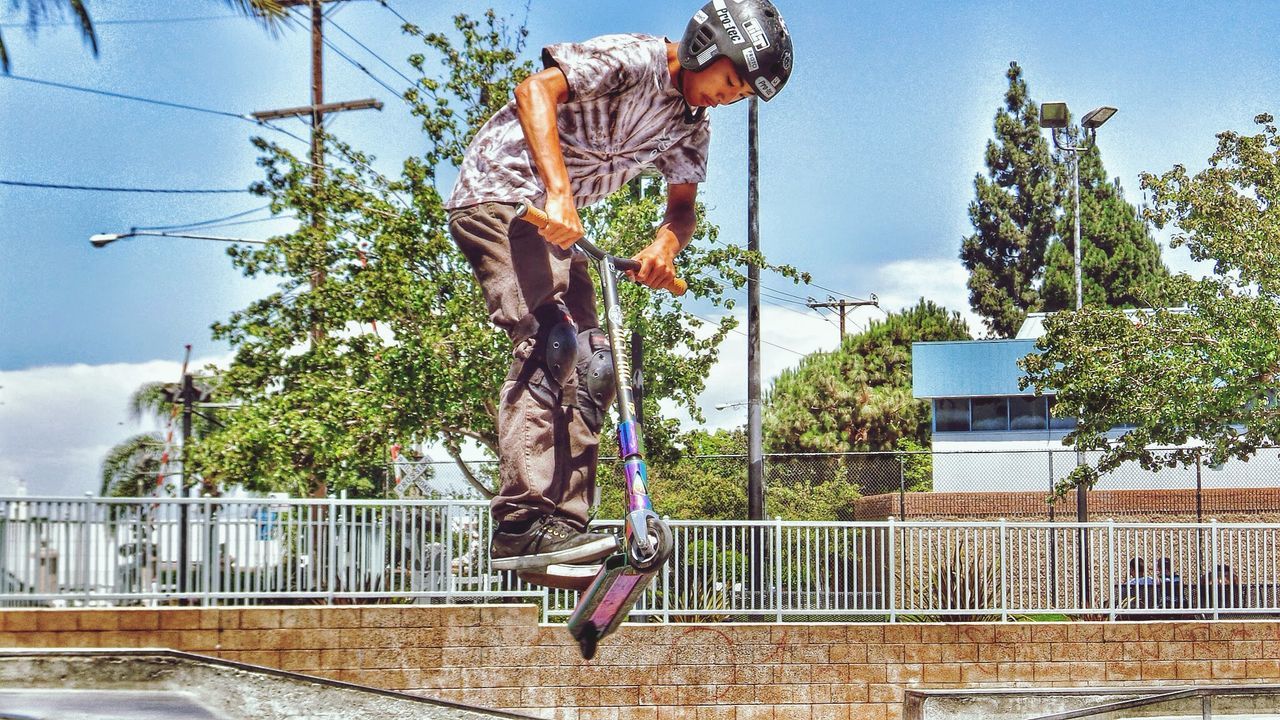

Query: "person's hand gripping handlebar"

xmin=516 ymin=203 xmax=689 ymax=297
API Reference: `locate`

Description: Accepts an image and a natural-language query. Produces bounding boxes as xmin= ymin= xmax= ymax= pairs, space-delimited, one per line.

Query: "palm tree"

xmin=2 ymin=0 xmax=287 ymax=73
xmin=99 ymin=378 xmax=222 ymax=498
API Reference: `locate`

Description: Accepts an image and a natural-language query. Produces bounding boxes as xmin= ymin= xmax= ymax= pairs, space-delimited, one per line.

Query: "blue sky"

xmin=1 ymin=1 xmax=1277 ymax=495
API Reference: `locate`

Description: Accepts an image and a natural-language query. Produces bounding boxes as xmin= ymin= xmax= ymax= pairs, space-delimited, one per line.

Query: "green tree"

xmin=99 ymin=377 xmax=221 ymax=497
xmin=1021 ymin=114 xmax=1280 ymax=495
xmin=1 ymin=1 xmax=285 ymax=73
xmin=598 ymin=427 xmax=750 ymax=521
xmin=960 ymin=62 xmax=1060 ymax=338
xmin=1040 ymin=136 xmax=1169 ymax=311
xmin=764 ymin=299 xmax=972 ymax=453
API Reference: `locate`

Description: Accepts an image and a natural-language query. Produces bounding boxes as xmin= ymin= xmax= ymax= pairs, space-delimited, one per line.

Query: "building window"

xmin=934 ymin=398 xmax=970 ymax=432
xmin=1047 ymin=396 xmax=1077 ymax=430
xmin=972 ymin=397 xmax=1009 ymax=431
xmin=1010 ymin=396 xmax=1048 ymax=430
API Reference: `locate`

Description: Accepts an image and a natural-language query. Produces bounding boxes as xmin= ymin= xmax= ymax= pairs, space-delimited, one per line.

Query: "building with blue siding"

xmin=910 ymin=312 xmax=1274 ymax=493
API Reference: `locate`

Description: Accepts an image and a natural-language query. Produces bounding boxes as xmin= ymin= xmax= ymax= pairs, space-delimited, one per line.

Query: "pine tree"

xmin=763 ymin=299 xmax=972 ymax=453
xmin=960 ymin=62 xmax=1060 ymax=338
xmin=1040 ymin=141 xmax=1169 ymax=310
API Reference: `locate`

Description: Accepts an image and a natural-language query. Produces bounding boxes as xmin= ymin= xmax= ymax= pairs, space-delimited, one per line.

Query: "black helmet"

xmin=678 ymin=0 xmax=793 ymax=102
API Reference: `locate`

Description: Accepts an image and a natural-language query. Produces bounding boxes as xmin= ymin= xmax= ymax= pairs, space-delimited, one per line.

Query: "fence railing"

xmin=3 ymin=496 xmax=1279 ymax=622
xmin=396 ymin=447 xmax=1280 ymax=521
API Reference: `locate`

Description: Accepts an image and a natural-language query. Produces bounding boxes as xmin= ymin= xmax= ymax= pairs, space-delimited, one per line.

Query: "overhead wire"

xmin=0 ymin=179 xmax=248 ymax=194
xmin=376 ymin=0 xmax=415 ymax=29
xmin=132 ymin=204 xmax=274 ymax=231
xmin=326 ymin=16 xmax=415 ymax=85
xmin=0 ymin=74 xmax=311 ymax=146
xmin=281 ymin=7 xmax=402 ymax=98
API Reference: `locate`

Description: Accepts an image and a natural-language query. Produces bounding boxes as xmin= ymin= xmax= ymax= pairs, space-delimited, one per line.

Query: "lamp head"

xmin=1039 ymin=101 xmax=1070 ymax=129
xmin=89 ymin=233 xmax=123 ymax=248
xmin=1081 ymin=106 xmax=1117 ymax=130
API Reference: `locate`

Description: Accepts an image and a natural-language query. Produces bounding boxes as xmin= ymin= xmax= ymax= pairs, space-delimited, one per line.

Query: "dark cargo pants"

xmin=448 ymin=201 xmax=602 ymax=530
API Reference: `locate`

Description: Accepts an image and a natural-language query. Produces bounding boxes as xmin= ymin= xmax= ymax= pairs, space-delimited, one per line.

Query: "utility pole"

xmin=252 ymin=0 xmax=382 ymax=347
xmin=807 ymin=296 xmax=879 ymax=342
xmin=747 ymin=98 xmax=763 ymax=523
xmin=178 ymin=372 xmax=194 ymax=603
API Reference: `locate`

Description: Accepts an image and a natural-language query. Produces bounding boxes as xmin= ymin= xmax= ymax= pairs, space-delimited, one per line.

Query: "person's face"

xmin=684 ymin=56 xmax=754 ymax=108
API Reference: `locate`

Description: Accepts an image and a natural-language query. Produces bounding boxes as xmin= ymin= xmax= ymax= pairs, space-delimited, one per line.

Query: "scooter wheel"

xmin=627 ymin=517 xmax=673 ymax=572
xmin=576 ymin=622 xmax=599 ymax=660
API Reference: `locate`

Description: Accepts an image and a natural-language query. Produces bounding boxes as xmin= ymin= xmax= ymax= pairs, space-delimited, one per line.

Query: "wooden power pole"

xmin=807 ymin=295 xmax=879 ymax=342
xmin=251 ymin=0 xmax=382 ymax=346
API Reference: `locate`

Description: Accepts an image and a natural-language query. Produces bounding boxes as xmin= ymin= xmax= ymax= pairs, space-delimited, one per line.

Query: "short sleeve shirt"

xmin=445 ymin=34 xmax=711 ymax=210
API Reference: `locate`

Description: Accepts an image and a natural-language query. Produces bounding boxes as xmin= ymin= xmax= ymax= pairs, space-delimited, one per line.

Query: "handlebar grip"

xmin=514 ymin=202 xmax=550 ymax=229
xmin=516 ymin=203 xmax=688 ymax=297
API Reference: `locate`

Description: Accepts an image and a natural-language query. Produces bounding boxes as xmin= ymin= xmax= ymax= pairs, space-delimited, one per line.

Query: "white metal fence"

xmin=3 ymin=496 xmax=1278 ymax=622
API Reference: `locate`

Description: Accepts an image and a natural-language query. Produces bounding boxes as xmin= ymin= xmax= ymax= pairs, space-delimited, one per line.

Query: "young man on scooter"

xmin=445 ymin=1 xmax=793 ymax=573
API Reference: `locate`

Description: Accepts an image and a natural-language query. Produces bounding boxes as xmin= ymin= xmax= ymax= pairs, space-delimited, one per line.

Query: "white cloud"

xmin=0 ymin=356 xmax=230 ymax=498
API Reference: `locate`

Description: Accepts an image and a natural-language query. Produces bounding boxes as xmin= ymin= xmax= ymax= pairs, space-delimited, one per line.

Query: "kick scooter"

xmin=516 ymin=203 xmax=681 ymax=659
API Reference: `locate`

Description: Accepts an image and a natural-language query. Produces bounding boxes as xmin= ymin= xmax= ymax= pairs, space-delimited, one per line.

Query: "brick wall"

xmin=4 ymin=606 xmax=1280 ymax=720
xmin=854 ymin=487 xmax=1280 ymax=521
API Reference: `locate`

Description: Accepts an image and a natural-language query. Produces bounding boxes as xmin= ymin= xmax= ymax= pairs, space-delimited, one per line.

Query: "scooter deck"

xmin=566 ymin=553 xmax=657 ymax=660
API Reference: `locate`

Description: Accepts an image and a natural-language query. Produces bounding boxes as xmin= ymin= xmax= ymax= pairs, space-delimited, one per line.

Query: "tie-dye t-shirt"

xmin=445 ymin=34 xmax=711 ymax=210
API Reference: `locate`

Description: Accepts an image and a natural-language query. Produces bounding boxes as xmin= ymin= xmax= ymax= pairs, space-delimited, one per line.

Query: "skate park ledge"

xmin=4 ymin=604 xmax=1280 ymax=719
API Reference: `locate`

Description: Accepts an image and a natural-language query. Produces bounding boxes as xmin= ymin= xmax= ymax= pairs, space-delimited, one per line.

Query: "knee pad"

xmin=533 ymin=303 xmax=579 ymax=388
xmin=513 ymin=303 xmax=578 ymax=407
xmin=575 ymin=328 xmax=616 ymax=430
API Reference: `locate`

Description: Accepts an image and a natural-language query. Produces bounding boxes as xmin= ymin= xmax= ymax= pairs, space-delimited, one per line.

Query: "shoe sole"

xmin=491 ymin=535 xmax=619 ymax=571
xmin=517 ymin=563 xmax=604 ymax=593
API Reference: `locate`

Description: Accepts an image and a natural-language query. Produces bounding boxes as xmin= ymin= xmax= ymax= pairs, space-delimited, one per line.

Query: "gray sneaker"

xmin=490 ymin=517 xmax=618 ymax=570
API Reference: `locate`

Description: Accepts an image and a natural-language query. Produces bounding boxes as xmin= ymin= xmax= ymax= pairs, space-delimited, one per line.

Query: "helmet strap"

xmin=675 ymin=68 xmax=705 ymax=125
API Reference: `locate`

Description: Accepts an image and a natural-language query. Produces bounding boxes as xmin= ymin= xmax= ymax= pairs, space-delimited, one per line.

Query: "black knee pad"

xmin=575 ymin=328 xmax=615 ymax=431
xmin=533 ymin=303 xmax=579 ymax=387
xmin=514 ymin=304 xmax=579 ymax=407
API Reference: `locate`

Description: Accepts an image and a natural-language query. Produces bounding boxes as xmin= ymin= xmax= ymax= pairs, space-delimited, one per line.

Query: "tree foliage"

xmin=961 ymin=62 xmax=1169 ymax=337
xmin=763 ymin=299 xmax=972 ymax=454
xmin=960 ymin=62 xmax=1059 ymax=338
xmin=1041 ymin=136 xmax=1169 ymax=311
xmin=1021 ymin=114 xmax=1280 ymax=495
xmin=99 ymin=377 xmax=222 ymax=498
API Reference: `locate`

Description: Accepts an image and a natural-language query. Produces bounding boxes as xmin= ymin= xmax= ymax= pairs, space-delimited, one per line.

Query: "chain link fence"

xmin=392 ymin=446 xmax=1280 ymax=523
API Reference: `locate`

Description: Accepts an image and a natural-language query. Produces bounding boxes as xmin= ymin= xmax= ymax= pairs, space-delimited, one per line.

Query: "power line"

xmin=279 ymin=7 xmax=401 ymax=98
xmin=1 ymin=180 xmax=248 ymax=194
xmin=0 ymin=15 xmax=241 ymax=27
xmin=376 ymin=0 xmax=415 ymax=29
xmin=133 ymin=204 xmax=274 ymax=231
xmin=685 ymin=309 xmax=808 ymax=358
xmin=327 ymin=16 xmax=415 ymax=85
xmin=319 ymin=29 xmax=402 ymax=97
xmin=1 ymin=74 xmax=310 ymax=145
xmin=3 ymin=74 xmax=249 ymax=119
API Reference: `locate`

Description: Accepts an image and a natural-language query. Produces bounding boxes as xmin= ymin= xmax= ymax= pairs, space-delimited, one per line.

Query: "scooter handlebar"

xmin=515 ymin=203 xmax=688 ymax=297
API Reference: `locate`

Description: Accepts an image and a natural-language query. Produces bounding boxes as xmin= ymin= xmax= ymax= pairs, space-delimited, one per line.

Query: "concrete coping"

xmin=0 ymin=648 xmax=540 ymax=720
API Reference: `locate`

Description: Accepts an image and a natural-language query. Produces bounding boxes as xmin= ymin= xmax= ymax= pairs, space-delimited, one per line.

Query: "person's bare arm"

xmin=632 ymin=182 xmax=697 ymax=289
xmin=514 ymin=67 xmax=581 ymax=249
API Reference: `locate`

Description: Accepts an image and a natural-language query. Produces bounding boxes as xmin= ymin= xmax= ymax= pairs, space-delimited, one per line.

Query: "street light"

xmin=90 ymin=231 xmax=268 ymax=248
xmin=1038 ymin=102 xmax=1117 ymax=311
xmin=1040 ymin=101 xmax=1115 ymax=607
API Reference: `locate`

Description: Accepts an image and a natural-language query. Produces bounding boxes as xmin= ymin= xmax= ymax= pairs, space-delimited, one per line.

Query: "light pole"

xmin=90 ymin=231 xmax=268 ymax=248
xmin=1039 ymin=101 xmax=1116 ymax=608
xmin=1038 ymin=102 xmax=1117 ymax=311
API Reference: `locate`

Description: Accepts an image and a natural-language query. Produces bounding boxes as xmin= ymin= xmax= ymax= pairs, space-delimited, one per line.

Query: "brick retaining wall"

xmin=854 ymin=487 xmax=1280 ymax=521
xmin=4 ymin=606 xmax=1280 ymax=719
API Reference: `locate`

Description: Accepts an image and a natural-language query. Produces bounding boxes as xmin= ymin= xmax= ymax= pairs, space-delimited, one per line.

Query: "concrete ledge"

xmin=0 ymin=648 xmax=536 ymax=720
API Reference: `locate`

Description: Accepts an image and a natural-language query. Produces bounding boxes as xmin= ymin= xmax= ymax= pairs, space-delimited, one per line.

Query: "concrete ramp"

xmin=0 ymin=649 xmax=536 ymax=720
